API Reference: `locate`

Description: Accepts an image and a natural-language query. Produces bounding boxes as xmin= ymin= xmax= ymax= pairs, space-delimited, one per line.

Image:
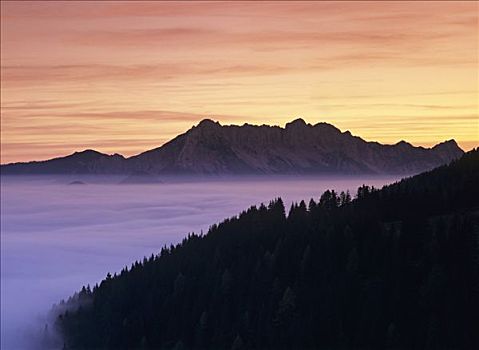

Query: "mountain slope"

xmin=1 ymin=119 xmax=464 ymax=175
xmin=0 ymin=150 xmax=127 ymax=175
xmin=52 ymin=149 xmax=479 ymax=350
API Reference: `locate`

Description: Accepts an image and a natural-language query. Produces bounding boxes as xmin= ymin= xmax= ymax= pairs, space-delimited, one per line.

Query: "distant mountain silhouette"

xmin=1 ymin=150 xmax=127 ymax=175
xmin=1 ymin=119 xmax=464 ymax=175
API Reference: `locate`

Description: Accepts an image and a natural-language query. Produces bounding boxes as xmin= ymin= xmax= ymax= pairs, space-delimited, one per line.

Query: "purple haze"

xmin=1 ymin=175 xmax=401 ymax=349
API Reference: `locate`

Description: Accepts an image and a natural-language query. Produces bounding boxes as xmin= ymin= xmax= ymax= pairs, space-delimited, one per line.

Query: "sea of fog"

xmin=1 ymin=175 xmax=402 ymax=349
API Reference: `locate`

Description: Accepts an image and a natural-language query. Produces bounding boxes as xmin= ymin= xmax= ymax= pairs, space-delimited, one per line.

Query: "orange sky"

xmin=1 ymin=1 xmax=478 ymax=163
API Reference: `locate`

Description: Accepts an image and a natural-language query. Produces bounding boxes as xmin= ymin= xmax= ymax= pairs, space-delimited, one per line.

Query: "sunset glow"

xmin=1 ymin=1 xmax=478 ymax=163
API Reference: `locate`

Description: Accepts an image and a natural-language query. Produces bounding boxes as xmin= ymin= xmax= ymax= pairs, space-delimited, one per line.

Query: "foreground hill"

xmin=1 ymin=119 xmax=464 ymax=175
xmin=52 ymin=149 xmax=479 ymax=349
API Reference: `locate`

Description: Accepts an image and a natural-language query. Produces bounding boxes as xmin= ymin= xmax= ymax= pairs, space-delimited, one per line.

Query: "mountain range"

xmin=1 ymin=119 xmax=464 ymax=175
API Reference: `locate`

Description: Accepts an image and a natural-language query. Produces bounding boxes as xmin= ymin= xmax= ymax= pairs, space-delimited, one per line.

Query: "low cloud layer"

xmin=0 ymin=175 xmax=400 ymax=349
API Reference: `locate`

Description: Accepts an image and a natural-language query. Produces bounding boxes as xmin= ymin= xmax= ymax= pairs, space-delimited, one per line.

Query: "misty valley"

xmin=1 ymin=175 xmax=400 ymax=349
xmin=1 ymin=149 xmax=477 ymax=349
xmin=47 ymin=151 xmax=477 ymax=349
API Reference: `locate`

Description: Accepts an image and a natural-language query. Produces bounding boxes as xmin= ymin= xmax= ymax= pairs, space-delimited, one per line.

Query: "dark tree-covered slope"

xmin=2 ymin=119 xmax=464 ymax=175
xmin=53 ymin=149 xmax=479 ymax=350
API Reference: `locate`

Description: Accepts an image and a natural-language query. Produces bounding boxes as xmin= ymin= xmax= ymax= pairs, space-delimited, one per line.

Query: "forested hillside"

xmin=53 ymin=149 xmax=479 ymax=350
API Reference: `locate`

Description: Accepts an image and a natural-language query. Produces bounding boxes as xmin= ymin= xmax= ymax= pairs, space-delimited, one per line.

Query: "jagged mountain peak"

xmin=196 ymin=118 xmax=221 ymax=129
xmin=313 ymin=122 xmax=342 ymax=134
xmin=433 ymin=139 xmax=459 ymax=149
xmin=394 ymin=140 xmax=413 ymax=148
xmin=285 ymin=118 xmax=308 ymax=128
xmin=69 ymin=149 xmax=125 ymax=160
xmin=72 ymin=149 xmax=103 ymax=156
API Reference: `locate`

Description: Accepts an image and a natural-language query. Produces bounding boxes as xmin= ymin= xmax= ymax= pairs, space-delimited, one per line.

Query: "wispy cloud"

xmin=1 ymin=1 xmax=477 ymax=161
